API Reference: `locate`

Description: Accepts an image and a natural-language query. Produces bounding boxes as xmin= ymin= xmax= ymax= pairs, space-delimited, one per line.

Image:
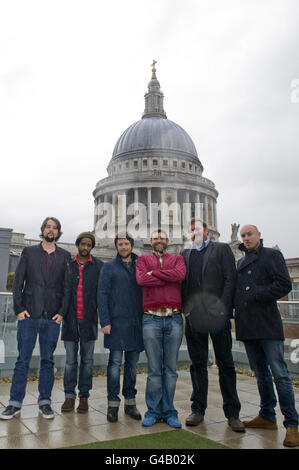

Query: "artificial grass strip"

xmin=67 ymin=429 xmax=229 ymax=449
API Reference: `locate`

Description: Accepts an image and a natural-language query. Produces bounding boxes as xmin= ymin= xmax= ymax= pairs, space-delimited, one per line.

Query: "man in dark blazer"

xmin=61 ymin=232 xmax=103 ymax=414
xmin=0 ymin=217 xmax=71 ymax=420
xmin=235 ymin=224 xmax=299 ymax=447
xmin=181 ymin=219 xmax=244 ymax=432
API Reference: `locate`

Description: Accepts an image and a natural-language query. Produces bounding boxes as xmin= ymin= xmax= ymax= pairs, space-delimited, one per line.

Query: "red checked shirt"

xmin=75 ymin=254 xmax=92 ymax=319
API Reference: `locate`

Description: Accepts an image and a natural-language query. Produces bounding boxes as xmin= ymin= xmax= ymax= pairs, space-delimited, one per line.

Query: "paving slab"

xmin=0 ymin=367 xmax=298 ymax=449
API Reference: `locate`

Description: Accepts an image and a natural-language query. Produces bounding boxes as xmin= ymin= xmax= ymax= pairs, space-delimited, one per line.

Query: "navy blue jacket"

xmin=98 ymin=253 xmax=143 ymax=352
xmin=61 ymin=255 xmax=103 ymax=342
xmin=234 ymin=241 xmax=292 ymax=341
xmin=13 ymin=243 xmax=72 ymax=319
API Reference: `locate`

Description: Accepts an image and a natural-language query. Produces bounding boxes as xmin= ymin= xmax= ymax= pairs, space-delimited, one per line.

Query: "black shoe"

xmin=39 ymin=404 xmax=54 ymax=419
xmin=107 ymin=406 xmax=119 ymax=423
xmin=228 ymin=417 xmax=246 ymax=433
xmin=124 ymin=405 xmax=142 ymax=420
xmin=0 ymin=405 xmax=21 ymax=420
xmin=185 ymin=412 xmax=204 ymax=426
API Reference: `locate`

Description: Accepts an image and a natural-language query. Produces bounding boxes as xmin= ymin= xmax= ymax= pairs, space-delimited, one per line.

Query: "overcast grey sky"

xmin=1 ymin=0 xmax=299 ymax=257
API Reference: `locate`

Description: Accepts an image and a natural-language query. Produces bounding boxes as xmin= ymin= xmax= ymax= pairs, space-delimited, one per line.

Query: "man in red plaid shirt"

xmin=61 ymin=232 xmax=103 ymax=413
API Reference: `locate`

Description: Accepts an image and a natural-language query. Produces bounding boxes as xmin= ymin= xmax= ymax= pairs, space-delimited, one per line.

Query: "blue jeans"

xmin=9 ymin=317 xmax=60 ymax=407
xmin=107 ymin=350 xmax=140 ymax=407
xmin=63 ymin=320 xmax=95 ymax=399
xmin=142 ymin=314 xmax=183 ymax=420
xmin=244 ymin=339 xmax=299 ymax=428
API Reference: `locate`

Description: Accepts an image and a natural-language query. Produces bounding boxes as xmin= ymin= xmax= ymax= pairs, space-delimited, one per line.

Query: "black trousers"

xmin=185 ymin=319 xmax=241 ymax=419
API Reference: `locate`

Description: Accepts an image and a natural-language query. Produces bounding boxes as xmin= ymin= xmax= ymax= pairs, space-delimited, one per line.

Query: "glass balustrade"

xmin=1 ymin=292 xmax=298 ymax=377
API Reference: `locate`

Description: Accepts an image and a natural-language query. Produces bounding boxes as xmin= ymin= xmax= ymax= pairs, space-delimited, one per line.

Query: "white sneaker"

xmin=0 ymin=405 xmax=21 ymax=420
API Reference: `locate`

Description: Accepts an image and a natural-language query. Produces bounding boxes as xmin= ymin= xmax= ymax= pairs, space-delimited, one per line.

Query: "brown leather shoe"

xmin=61 ymin=397 xmax=75 ymax=412
xmin=185 ymin=412 xmax=204 ymax=426
xmin=77 ymin=396 xmax=88 ymax=414
xmin=283 ymin=427 xmax=299 ymax=447
xmin=243 ymin=415 xmax=278 ymax=430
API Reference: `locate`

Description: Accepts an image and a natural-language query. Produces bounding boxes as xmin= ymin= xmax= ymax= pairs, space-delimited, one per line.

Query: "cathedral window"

xmin=153 ymin=159 xmax=158 ymax=166
xmin=163 ymin=159 xmax=168 ymax=166
xmin=134 ymin=161 xmax=138 ymax=168
xmin=173 ymin=161 xmax=177 ymax=168
xmin=143 ymin=159 xmax=148 ymax=167
xmin=181 ymin=162 xmax=186 ymax=169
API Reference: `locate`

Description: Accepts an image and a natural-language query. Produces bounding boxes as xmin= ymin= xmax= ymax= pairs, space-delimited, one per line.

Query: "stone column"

xmin=117 ymin=191 xmax=127 ymax=232
xmin=160 ymin=188 xmax=167 ymax=228
xmin=172 ymin=189 xmax=181 ymax=239
xmin=182 ymin=190 xmax=191 ymax=233
xmin=204 ymin=195 xmax=209 ymax=225
xmin=213 ymin=199 xmax=218 ymax=230
xmin=112 ymin=192 xmax=118 ymax=210
xmin=210 ymin=197 xmax=215 ymax=229
xmin=195 ymin=192 xmax=203 ymax=220
xmin=134 ymin=188 xmax=139 ymax=204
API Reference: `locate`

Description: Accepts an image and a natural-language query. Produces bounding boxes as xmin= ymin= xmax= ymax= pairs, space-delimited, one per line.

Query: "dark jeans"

xmin=63 ymin=319 xmax=95 ymax=399
xmin=9 ymin=317 xmax=60 ymax=407
xmin=244 ymin=339 xmax=298 ymax=428
xmin=185 ymin=319 xmax=241 ymax=419
xmin=107 ymin=350 xmax=140 ymax=407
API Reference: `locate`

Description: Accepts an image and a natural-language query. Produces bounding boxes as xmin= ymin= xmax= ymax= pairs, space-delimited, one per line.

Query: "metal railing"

xmin=0 ymin=292 xmax=14 ymax=340
xmin=1 ymin=293 xmax=298 ymax=321
xmin=277 ymin=300 xmax=299 ymax=322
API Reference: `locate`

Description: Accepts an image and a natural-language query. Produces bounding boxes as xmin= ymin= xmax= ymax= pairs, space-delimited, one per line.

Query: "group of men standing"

xmin=0 ymin=216 xmax=298 ymax=448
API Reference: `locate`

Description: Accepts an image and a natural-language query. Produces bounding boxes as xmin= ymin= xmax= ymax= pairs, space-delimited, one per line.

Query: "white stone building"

xmin=93 ymin=62 xmax=219 ymax=258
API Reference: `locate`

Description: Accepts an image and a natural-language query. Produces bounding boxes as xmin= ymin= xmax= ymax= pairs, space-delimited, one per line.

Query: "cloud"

xmin=0 ymin=0 xmax=298 ymax=259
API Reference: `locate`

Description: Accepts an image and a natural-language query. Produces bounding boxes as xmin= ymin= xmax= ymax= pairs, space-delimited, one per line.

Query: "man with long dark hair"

xmin=0 ymin=217 xmax=71 ymax=420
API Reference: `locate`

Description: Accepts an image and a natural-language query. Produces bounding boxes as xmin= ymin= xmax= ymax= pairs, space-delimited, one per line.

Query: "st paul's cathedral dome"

xmin=93 ymin=62 xmax=219 ymax=255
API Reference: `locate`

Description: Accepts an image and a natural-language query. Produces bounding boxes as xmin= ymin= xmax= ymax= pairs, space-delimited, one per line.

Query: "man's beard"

xmin=44 ymin=235 xmax=57 ymax=243
xmin=79 ymin=249 xmax=89 ymax=258
xmin=119 ymin=250 xmax=132 ymax=260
